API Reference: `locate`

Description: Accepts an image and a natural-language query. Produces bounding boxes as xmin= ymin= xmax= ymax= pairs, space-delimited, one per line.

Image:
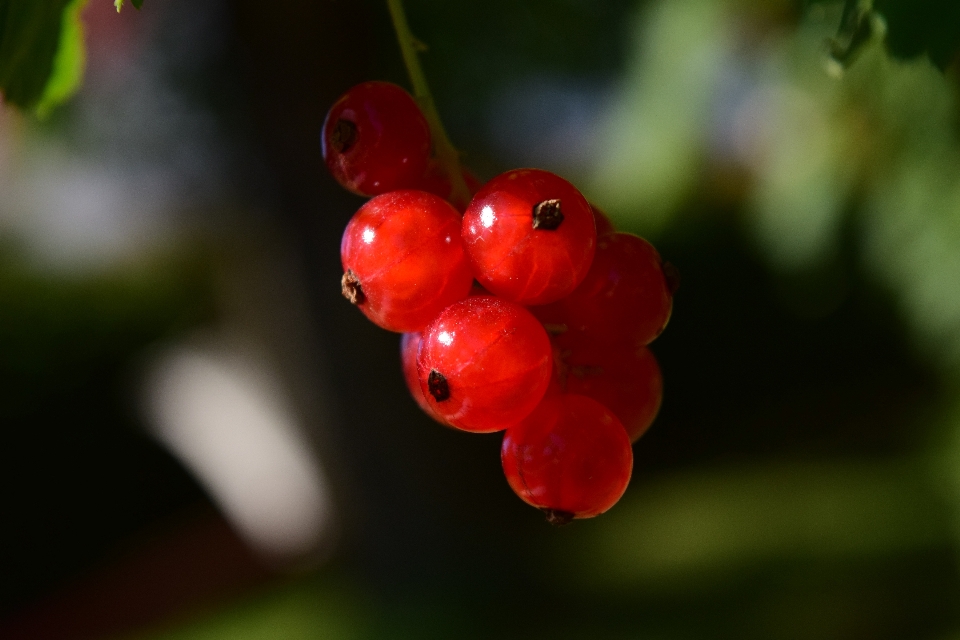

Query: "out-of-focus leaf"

xmin=0 ymin=0 xmax=77 ymax=110
xmin=874 ymin=0 xmax=960 ymax=70
xmin=114 ymin=0 xmax=143 ymax=12
xmin=129 ymin=578 xmax=369 ymax=640
xmin=588 ymin=0 xmax=731 ymax=234
xmin=826 ymin=0 xmax=879 ymax=69
xmin=34 ymin=0 xmax=86 ymax=118
xmin=824 ymin=0 xmax=960 ymax=71
xmin=555 ymin=460 xmax=951 ymax=593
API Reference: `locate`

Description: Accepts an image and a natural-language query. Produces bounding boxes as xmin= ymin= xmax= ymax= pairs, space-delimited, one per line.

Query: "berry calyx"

xmin=340 ymin=190 xmax=474 ymax=333
xmin=533 ymin=232 xmax=674 ymax=348
xmin=427 ymin=369 xmax=450 ymax=401
xmin=322 ymin=81 xmax=432 ymax=196
xmin=531 ymin=199 xmax=564 ymax=230
xmin=417 ymin=296 xmax=553 ymax=432
xmin=462 ymin=169 xmax=597 ymax=306
xmin=401 ymin=332 xmax=449 ymax=425
xmin=501 ymin=394 xmax=633 ymax=521
xmin=341 ymin=270 xmax=365 ymax=304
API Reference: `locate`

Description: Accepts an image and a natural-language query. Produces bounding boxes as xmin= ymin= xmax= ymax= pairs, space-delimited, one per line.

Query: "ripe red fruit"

xmin=322 ymin=81 xmax=432 ymax=196
xmin=533 ymin=232 xmax=674 ymax=348
xmin=417 ymin=296 xmax=552 ymax=433
xmin=560 ymin=343 xmax=663 ymax=442
xmin=591 ymin=204 xmax=615 ymax=237
xmin=501 ymin=394 xmax=633 ymax=523
xmin=462 ymin=169 xmax=597 ymax=305
xmin=401 ymin=332 xmax=448 ymax=425
xmin=417 ymin=161 xmax=483 ymax=212
xmin=341 ymin=190 xmax=474 ymax=333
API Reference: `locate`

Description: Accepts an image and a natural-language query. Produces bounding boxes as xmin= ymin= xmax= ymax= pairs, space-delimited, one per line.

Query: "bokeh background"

xmin=3 ymin=0 xmax=960 ymax=638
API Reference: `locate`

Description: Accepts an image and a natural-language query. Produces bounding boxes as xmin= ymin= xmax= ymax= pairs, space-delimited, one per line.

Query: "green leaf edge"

xmin=114 ymin=0 xmax=144 ymax=12
xmin=34 ymin=0 xmax=87 ymax=118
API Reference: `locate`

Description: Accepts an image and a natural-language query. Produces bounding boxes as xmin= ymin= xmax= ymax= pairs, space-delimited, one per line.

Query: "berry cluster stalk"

xmin=387 ymin=0 xmax=471 ymax=206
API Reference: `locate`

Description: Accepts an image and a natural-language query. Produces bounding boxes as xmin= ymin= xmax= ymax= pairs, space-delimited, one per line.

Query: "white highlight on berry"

xmin=480 ymin=205 xmax=495 ymax=229
xmin=438 ymin=330 xmax=454 ymax=346
xmin=362 ymin=228 xmax=376 ymax=243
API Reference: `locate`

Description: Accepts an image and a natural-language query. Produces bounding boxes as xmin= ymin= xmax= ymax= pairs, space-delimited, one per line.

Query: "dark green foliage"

xmin=820 ymin=0 xmax=960 ymax=70
xmin=0 ymin=0 xmax=74 ymax=108
xmin=875 ymin=0 xmax=960 ymax=69
xmin=0 ymin=0 xmax=146 ymax=112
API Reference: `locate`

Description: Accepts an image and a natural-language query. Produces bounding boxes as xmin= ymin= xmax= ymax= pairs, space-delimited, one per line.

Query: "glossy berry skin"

xmin=462 ymin=169 xmax=596 ymax=305
xmin=322 ymin=81 xmax=432 ymax=196
xmin=533 ymin=232 xmax=673 ymax=348
xmin=341 ymin=190 xmax=473 ymax=333
xmin=417 ymin=296 xmax=552 ymax=433
xmin=417 ymin=161 xmax=483 ymax=212
xmin=401 ymin=332 xmax=449 ymax=425
xmin=501 ymin=394 xmax=632 ymax=522
xmin=561 ymin=343 xmax=663 ymax=442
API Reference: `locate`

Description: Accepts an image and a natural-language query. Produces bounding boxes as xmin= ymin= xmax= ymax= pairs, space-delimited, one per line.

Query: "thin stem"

xmin=387 ymin=0 xmax=470 ymax=206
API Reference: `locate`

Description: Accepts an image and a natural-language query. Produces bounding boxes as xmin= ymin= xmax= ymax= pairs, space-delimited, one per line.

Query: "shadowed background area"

xmin=3 ymin=0 xmax=960 ymax=638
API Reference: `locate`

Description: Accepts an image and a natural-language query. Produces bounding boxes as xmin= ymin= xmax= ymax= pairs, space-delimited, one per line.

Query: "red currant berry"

xmin=322 ymin=81 xmax=432 ymax=196
xmin=591 ymin=204 xmax=615 ymax=237
xmin=417 ymin=161 xmax=483 ymax=212
xmin=401 ymin=332 xmax=449 ymax=425
xmin=533 ymin=232 xmax=674 ymax=348
xmin=341 ymin=190 xmax=474 ymax=333
xmin=462 ymin=169 xmax=597 ymax=305
xmin=561 ymin=343 xmax=662 ymax=442
xmin=501 ymin=394 xmax=632 ymax=523
xmin=417 ymin=296 xmax=552 ymax=433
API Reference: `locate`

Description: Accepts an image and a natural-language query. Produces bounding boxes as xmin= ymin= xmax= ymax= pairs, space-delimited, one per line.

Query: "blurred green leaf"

xmin=556 ymin=461 xmax=951 ymax=593
xmin=131 ymin=579 xmax=368 ymax=640
xmin=34 ymin=0 xmax=86 ymax=118
xmin=0 ymin=0 xmax=83 ymax=111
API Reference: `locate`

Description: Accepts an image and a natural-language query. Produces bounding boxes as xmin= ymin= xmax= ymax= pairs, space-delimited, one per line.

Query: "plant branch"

xmin=387 ymin=0 xmax=470 ymax=206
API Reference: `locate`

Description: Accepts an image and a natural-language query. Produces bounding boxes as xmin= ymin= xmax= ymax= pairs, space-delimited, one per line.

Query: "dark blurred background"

xmin=3 ymin=0 xmax=960 ymax=638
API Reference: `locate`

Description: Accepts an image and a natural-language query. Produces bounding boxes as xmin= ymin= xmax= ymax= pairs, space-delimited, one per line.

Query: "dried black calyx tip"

xmin=543 ymin=509 xmax=574 ymax=527
xmin=532 ymin=199 xmax=564 ymax=230
xmin=428 ymin=369 xmax=450 ymax=402
xmin=662 ymin=261 xmax=680 ymax=295
xmin=331 ymin=118 xmax=358 ymax=153
xmin=341 ymin=270 xmax=365 ymax=305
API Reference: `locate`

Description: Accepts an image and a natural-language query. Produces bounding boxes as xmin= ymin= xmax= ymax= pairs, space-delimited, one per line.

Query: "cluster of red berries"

xmin=323 ymin=81 xmax=676 ymax=525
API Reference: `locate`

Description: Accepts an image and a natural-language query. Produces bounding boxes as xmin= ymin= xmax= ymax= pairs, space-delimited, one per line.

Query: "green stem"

xmin=387 ymin=0 xmax=470 ymax=206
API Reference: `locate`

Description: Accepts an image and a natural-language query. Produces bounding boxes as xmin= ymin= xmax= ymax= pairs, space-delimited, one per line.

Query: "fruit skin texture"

xmin=322 ymin=81 xmax=432 ymax=196
xmin=561 ymin=343 xmax=663 ymax=442
xmin=462 ymin=169 xmax=597 ymax=306
xmin=417 ymin=161 xmax=483 ymax=212
xmin=501 ymin=394 xmax=633 ymax=520
xmin=340 ymin=190 xmax=474 ymax=333
xmin=401 ymin=332 xmax=449 ymax=425
xmin=417 ymin=296 xmax=552 ymax=433
xmin=533 ymin=232 xmax=673 ymax=348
